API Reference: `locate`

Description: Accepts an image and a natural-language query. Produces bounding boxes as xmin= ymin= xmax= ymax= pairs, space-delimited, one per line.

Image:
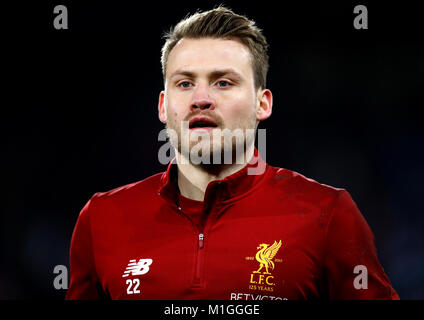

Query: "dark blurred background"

xmin=2 ymin=1 xmax=423 ymax=299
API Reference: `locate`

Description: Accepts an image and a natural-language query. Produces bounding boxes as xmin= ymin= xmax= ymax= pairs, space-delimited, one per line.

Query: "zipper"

xmin=198 ymin=233 xmax=204 ymax=249
xmin=175 ymin=204 xmax=208 ymax=288
xmin=193 ymin=232 xmax=205 ymax=287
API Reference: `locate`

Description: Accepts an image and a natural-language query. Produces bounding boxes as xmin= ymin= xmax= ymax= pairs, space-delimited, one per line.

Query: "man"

xmin=66 ymin=7 xmax=399 ymax=300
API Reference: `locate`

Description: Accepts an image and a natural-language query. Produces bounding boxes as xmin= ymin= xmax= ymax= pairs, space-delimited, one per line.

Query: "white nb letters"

xmin=122 ymin=258 xmax=153 ymax=295
xmin=122 ymin=258 xmax=153 ymax=277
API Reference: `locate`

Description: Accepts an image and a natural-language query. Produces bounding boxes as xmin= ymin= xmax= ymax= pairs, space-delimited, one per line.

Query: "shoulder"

xmin=87 ymin=171 xmax=165 ymax=207
xmin=265 ymin=164 xmax=346 ymax=206
xmin=75 ymin=171 xmax=167 ymax=227
xmin=264 ymin=165 xmax=358 ymax=230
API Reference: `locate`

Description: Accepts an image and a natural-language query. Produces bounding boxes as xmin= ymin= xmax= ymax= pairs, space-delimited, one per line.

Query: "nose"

xmin=191 ymin=100 xmax=214 ymax=111
xmin=190 ymin=83 xmax=215 ymax=111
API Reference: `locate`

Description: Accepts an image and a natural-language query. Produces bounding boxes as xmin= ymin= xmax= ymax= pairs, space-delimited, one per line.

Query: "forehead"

xmin=166 ymin=38 xmax=253 ymax=79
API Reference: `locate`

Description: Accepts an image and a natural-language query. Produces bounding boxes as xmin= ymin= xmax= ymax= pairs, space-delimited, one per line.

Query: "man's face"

xmin=159 ymin=37 xmax=271 ymax=162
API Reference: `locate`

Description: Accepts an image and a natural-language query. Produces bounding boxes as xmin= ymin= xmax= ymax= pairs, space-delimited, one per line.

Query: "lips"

xmin=188 ymin=116 xmax=218 ymax=129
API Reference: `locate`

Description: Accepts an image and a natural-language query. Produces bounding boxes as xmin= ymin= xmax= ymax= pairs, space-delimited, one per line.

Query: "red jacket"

xmin=66 ymin=150 xmax=399 ymax=300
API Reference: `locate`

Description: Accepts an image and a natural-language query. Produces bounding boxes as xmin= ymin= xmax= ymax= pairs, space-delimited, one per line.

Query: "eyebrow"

xmin=169 ymin=68 xmax=243 ymax=81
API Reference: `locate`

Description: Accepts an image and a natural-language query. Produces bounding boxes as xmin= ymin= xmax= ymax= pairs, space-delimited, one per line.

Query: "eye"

xmin=178 ymin=81 xmax=192 ymax=89
xmin=217 ymin=80 xmax=231 ymax=88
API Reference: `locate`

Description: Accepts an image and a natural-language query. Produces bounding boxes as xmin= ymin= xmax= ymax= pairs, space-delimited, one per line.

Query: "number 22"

xmin=126 ymin=278 xmax=140 ymax=294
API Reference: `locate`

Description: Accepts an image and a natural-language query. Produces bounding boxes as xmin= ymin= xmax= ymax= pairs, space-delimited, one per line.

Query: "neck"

xmin=176 ymin=144 xmax=255 ymax=201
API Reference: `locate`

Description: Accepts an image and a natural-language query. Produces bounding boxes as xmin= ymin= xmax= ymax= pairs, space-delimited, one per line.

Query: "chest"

xmin=92 ymin=200 xmax=328 ymax=300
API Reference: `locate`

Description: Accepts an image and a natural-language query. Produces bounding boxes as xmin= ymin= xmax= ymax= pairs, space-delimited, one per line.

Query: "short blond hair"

xmin=161 ymin=6 xmax=269 ymax=90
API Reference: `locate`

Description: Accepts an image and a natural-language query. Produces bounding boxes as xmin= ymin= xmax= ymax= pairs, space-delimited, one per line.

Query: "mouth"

xmin=188 ymin=116 xmax=218 ymax=130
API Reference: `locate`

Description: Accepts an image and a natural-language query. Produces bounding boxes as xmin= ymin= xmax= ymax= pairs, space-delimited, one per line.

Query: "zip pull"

xmin=198 ymin=233 xmax=204 ymax=249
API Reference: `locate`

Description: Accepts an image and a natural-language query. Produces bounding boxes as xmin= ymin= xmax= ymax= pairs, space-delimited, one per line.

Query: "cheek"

xmin=167 ymin=110 xmax=180 ymax=127
xmin=165 ymin=96 xmax=183 ymax=122
xmin=223 ymin=95 xmax=256 ymax=121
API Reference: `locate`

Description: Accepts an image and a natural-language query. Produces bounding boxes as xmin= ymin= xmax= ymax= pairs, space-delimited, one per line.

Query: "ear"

xmin=256 ymin=88 xmax=273 ymax=121
xmin=158 ymin=90 xmax=167 ymax=123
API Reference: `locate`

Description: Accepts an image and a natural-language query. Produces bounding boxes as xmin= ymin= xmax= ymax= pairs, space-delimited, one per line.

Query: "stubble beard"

xmin=165 ymin=111 xmax=257 ymax=166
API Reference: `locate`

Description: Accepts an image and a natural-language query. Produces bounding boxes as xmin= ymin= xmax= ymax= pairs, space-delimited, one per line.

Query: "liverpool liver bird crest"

xmin=253 ymin=240 xmax=282 ymax=274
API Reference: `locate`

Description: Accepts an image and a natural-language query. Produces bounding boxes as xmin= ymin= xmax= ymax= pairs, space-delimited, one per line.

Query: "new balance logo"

xmin=122 ymin=258 xmax=153 ymax=277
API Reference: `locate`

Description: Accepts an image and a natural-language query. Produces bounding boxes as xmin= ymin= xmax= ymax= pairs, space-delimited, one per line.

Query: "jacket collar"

xmin=157 ymin=148 xmax=269 ymax=206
